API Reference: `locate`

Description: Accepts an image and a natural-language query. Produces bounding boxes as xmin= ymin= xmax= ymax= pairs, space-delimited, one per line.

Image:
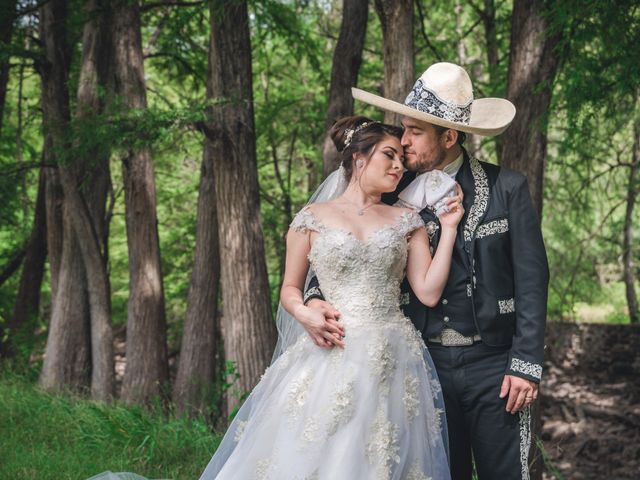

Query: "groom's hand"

xmin=500 ymin=374 xmax=539 ymax=414
xmin=305 ymin=299 xmax=344 ymax=346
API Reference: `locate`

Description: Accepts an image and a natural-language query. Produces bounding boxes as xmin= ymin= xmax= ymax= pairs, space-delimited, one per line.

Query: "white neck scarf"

xmin=397 ymin=154 xmax=462 ymax=214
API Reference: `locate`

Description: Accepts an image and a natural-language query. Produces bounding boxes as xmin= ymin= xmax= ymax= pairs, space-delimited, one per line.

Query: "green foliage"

xmin=0 ymin=373 xmax=221 ymax=480
xmin=2 ymin=0 xmax=640 ymax=377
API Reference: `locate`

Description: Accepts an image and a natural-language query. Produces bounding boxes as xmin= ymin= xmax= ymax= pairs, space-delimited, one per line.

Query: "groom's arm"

xmin=505 ymin=175 xmax=549 ymax=384
xmin=303 ymin=275 xmax=325 ymax=304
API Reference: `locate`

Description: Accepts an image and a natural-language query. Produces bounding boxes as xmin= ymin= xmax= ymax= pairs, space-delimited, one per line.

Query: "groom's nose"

xmin=401 ymin=129 xmax=411 ymax=147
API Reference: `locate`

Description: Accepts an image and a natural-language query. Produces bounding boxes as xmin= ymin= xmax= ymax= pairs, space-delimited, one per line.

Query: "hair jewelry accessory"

xmin=343 ymin=121 xmax=375 ymax=150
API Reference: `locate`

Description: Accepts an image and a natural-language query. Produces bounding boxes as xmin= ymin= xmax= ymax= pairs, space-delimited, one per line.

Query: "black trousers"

xmin=427 ymin=341 xmax=531 ymax=480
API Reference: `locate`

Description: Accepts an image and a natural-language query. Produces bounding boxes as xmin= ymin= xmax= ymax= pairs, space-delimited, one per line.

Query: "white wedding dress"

xmin=200 ymin=207 xmax=451 ymax=480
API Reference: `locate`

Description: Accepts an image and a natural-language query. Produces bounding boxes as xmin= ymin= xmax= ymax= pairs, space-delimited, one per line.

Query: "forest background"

xmin=0 ymin=0 xmax=639 ymax=479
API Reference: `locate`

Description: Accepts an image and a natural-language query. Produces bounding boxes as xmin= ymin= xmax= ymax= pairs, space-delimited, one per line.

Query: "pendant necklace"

xmin=341 ymin=197 xmax=377 ymax=216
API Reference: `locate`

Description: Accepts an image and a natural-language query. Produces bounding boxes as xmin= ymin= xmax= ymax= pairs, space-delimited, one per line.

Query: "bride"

xmin=199 ymin=116 xmax=464 ymax=480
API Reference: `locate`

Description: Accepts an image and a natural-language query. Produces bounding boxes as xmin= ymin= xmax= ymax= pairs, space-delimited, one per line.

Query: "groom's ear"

xmin=441 ymin=129 xmax=459 ymax=149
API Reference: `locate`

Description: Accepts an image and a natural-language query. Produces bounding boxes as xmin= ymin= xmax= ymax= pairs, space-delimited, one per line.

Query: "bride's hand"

xmin=439 ymin=184 xmax=464 ymax=229
xmin=295 ymin=305 xmax=345 ymax=349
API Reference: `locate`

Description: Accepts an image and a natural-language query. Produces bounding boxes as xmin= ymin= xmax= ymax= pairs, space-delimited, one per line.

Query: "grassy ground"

xmin=0 ymin=374 xmax=221 ymax=480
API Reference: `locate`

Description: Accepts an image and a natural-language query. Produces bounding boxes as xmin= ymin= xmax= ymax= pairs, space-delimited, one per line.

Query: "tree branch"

xmin=415 ymin=0 xmax=443 ymax=61
xmin=140 ymin=0 xmax=206 ymax=12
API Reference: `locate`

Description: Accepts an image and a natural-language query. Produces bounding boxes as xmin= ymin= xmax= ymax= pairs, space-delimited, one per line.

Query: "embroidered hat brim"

xmin=352 ymin=87 xmax=516 ymax=137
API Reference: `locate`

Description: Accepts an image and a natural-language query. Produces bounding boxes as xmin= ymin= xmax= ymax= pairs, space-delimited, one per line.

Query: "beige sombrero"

xmin=352 ymin=62 xmax=516 ymax=136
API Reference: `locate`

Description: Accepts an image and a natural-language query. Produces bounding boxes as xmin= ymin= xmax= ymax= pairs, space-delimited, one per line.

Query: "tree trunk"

xmin=501 ymin=3 xmax=562 ymax=478
xmin=44 ymin=162 xmax=64 ymax=302
xmin=38 ymin=0 xmax=92 ymax=393
xmin=321 ymin=0 xmax=368 ymax=178
xmin=2 ymin=169 xmax=47 ymax=359
xmin=500 ymin=0 xmax=561 ymax=217
xmin=173 ymin=139 xmax=222 ymax=417
xmin=53 ymin=0 xmax=117 ymax=400
xmin=374 ymin=0 xmax=414 ymax=126
xmin=480 ymin=0 xmax=503 ymax=160
xmin=624 ymin=118 xmax=639 ymax=324
xmin=40 ymin=203 xmax=92 ymax=391
xmin=206 ymin=0 xmax=278 ymax=414
xmin=0 ymin=0 xmax=17 ymax=135
xmin=111 ymin=0 xmax=169 ymax=405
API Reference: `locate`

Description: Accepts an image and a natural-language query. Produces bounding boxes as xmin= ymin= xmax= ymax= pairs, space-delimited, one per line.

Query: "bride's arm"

xmin=405 ymin=225 xmax=457 ymax=307
xmin=280 ymin=228 xmax=345 ymax=348
xmin=405 ymin=190 xmax=464 ymax=306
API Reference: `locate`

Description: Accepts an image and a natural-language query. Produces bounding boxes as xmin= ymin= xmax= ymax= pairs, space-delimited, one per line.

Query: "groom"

xmin=306 ymin=63 xmax=549 ymax=480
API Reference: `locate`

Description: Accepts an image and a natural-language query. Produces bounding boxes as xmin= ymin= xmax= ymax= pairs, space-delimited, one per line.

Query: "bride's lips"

xmin=387 ymin=172 xmax=400 ymax=180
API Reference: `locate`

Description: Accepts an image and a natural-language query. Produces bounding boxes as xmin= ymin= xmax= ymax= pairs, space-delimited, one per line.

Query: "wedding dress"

xmin=200 ymin=206 xmax=451 ymax=480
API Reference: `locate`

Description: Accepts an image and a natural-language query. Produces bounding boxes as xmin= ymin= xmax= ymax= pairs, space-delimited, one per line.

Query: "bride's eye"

xmin=384 ymin=151 xmax=393 ymax=159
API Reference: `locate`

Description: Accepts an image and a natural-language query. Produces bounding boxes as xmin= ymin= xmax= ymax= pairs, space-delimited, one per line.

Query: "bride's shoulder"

xmin=290 ymin=203 xmax=326 ymax=233
xmin=389 ymin=205 xmax=424 ymax=234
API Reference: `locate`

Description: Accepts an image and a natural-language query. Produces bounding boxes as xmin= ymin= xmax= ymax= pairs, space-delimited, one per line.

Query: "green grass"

xmin=0 ymin=374 xmax=222 ymax=480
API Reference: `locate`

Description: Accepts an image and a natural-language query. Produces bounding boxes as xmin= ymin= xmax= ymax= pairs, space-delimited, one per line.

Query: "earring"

xmin=356 ymin=159 xmax=364 ymax=168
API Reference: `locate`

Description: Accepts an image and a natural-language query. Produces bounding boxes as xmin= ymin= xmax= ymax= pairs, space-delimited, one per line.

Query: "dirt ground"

xmin=541 ymin=323 xmax=640 ymax=480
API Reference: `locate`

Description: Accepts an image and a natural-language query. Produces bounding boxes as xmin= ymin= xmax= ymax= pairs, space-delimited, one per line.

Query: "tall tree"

xmin=2 ymin=170 xmax=47 ymax=359
xmin=0 ymin=0 xmax=17 ymax=135
xmin=111 ymin=0 xmax=169 ymax=405
xmin=206 ymin=0 xmax=278 ymax=413
xmin=374 ymin=0 xmax=414 ymax=125
xmin=38 ymin=0 xmax=92 ymax=393
xmin=624 ymin=116 xmax=639 ymax=323
xmin=500 ymin=0 xmax=561 ymax=216
xmin=173 ymin=139 xmax=222 ymax=416
xmin=321 ymin=0 xmax=368 ymax=177
xmin=51 ymin=0 xmax=116 ymax=400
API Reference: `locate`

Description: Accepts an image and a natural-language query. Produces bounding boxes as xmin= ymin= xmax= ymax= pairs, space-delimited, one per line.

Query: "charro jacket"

xmin=305 ymin=152 xmax=549 ymax=383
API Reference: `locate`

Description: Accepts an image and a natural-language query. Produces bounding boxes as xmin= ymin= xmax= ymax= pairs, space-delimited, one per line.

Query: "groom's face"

xmin=400 ymin=117 xmax=448 ymax=173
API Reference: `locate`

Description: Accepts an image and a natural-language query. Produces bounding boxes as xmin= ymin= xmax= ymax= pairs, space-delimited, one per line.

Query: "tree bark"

xmin=624 ymin=118 xmax=639 ymax=324
xmin=206 ymin=0 xmax=278 ymax=414
xmin=500 ymin=0 xmax=561 ymax=217
xmin=321 ymin=0 xmax=368 ymax=178
xmin=111 ymin=0 xmax=169 ymax=405
xmin=479 ymin=0 xmax=503 ymax=160
xmin=2 ymin=169 xmax=47 ymax=359
xmin=0 ymin=0 xmax=18 ymax=135
xmin=53 ymin=0 xmax=116 ymax=400
xmin=374 ymin=0 xmax=414 ymax=126
xmin=38 ymin=0 xmax=92 ymax=393
xmin=173 ymin=138 xmax=222 ymax=416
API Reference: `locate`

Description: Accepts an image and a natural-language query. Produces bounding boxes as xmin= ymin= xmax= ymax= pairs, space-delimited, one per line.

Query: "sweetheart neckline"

xmin=308 ymin=210 xmax=414 ymax=246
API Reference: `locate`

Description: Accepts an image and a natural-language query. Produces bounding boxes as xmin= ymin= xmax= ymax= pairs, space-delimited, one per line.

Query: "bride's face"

xmin=357 ymin=135 xmax=404 ymax=193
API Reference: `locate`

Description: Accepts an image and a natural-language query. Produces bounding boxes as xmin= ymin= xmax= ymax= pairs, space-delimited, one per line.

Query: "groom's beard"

xmin=405 ymin=145 xmax=448 ymax=174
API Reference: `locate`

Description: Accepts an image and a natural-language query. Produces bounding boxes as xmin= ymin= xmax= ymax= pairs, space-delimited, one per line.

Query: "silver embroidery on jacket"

xmin=477 ymin=218 xmax=509 ymax=239
xmin=303 ymin=286 xmax=322 ymax=303
xmin=463 ymin=157 xmax=489 ymax=242
xmin=498 ymin=298 xmax=515 ymax=314
xmin=519 ymin=405 xmax=532 ymax=480
xmin=399 ymin=293 xmax=410 ymax=306
xmin=510 ymin=358 xmax=542 ymax=380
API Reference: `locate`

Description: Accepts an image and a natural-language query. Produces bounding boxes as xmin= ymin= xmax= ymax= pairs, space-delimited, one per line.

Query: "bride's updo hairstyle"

xmin=330 ymin=116 xmax=403 ymax=181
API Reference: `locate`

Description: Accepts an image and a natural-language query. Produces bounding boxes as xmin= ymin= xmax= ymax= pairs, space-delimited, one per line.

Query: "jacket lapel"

xmin=456 ymin=152 xmax=490 ymax=243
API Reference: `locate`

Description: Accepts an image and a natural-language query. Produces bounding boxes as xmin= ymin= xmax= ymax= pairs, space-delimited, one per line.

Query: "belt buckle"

xmin=440 ymin=328 xmax=474 ymax=346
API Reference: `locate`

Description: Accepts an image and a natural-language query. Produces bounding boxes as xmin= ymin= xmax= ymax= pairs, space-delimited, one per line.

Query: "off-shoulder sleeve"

xmin=289 ymin=206 xmax=324 ymax=233
xmin=398 ymin=210 xmax=425 ymax=236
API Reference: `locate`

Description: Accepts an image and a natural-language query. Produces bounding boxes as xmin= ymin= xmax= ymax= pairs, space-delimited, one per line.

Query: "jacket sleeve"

xmin=303 ymin=274 xmax=325 ymax=304
xmin=505 ymin=176 xmax=549 ymax=383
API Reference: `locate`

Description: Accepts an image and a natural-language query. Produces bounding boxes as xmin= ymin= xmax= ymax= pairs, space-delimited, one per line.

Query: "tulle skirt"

xmin=200 ymin=314 xmax=451 ymax=480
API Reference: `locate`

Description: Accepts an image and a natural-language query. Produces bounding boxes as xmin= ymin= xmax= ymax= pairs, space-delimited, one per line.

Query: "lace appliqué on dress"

xmin=289 ymin=206 xmax=324 ymax=234
xmin=406 ymin=463 xmax=433 ymax=480
xmin=366 ymin=407 xmax=401 ymax=480
xmin=403 ymin=374 xmax=420 ymax=421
